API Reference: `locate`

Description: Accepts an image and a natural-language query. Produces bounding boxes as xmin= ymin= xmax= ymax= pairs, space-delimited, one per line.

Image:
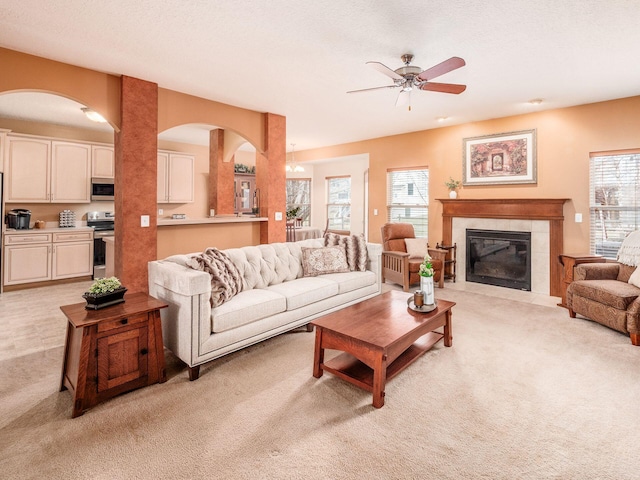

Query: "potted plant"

xmin=445 ymin=177 xmax=462 ymax=199
xmin=83 ymin=276 xmax=127 ymax=310
xmin=418 ymin=254 xmax=435 ymax=305
xmin=286 ymin=206 xmax=301 ymax=220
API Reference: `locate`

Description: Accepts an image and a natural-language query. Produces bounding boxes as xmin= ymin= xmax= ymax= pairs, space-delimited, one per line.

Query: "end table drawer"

xmin=98 ymin=312 xmax=148 ymax=333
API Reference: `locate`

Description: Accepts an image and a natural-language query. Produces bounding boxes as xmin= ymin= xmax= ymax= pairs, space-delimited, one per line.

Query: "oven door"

xmin=93 ymin=231 xmax=114 ymax=278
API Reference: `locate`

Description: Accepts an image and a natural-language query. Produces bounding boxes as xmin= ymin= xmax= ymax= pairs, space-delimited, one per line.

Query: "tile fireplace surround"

xmin=438 ymin=198 xmax=569 ymax=296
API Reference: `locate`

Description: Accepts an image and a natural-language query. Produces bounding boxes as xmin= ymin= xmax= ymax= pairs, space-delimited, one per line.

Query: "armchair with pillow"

xmin=380 ymin=222 xmax=446 ymax=291
xmin=566 ymin=231 xmax=640 ymax=346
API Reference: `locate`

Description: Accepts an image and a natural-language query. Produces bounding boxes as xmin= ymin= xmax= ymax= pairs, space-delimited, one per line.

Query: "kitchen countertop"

xmin=157 ymin=216 xmax=268 ymax=226
xmin=4 ymin=226 xmax=94 ymax=234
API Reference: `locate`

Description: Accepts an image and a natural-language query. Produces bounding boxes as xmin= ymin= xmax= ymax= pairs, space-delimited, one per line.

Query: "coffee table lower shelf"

xmin=320 ymin=331 xmax=444 ymax=394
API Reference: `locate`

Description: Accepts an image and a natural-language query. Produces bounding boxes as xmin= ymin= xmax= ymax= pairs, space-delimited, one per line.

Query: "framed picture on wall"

xmin=462 ymin=129 xmax=536 ymax=185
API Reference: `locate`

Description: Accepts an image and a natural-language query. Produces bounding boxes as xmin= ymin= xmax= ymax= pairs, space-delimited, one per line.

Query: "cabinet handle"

xmin=140 ymin=348 xmax=148 ymax=355
xmin=121 ymin=318 xmax=128 ymax=325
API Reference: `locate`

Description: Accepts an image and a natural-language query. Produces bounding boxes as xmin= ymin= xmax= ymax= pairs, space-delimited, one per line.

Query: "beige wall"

xmin=294 ymin=95 xmax=640 ymax=253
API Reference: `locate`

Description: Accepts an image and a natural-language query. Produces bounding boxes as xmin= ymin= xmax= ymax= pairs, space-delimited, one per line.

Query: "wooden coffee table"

xmin=311 ymin=290 xmax=455 ymax=408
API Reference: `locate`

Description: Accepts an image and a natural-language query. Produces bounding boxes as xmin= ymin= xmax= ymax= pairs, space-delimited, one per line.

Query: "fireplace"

xmin=466 ymin=229 xmax=532 ymax=291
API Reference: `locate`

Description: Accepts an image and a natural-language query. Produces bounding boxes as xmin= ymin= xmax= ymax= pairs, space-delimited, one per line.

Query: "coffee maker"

xmin=6 ymin=209 xmax=31 ymax=229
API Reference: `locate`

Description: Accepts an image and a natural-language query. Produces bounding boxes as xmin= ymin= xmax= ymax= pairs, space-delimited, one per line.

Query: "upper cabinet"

xmin=5 ymin=135 xmax=91 ymax=203
xmin=91 ymin=145 xmax=115 ymax=178
xmin=157 ymin=151 xmax=194 ymax=203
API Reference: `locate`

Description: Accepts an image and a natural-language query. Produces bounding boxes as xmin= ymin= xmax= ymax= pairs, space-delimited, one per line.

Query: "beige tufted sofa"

xmin=566 ymin=261 xmax=640 ymax=346
xmin=148 ymin=238 xmax=382 ymax=379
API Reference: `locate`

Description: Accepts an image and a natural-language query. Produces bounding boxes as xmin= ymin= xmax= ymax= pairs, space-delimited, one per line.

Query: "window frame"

xmin=386 ymin=167 xmax=430 ymax=238
xmin=286 ymin=178 xmax=311 ymax=226
xmin=326 ymin=175 xmax=351 ymax=233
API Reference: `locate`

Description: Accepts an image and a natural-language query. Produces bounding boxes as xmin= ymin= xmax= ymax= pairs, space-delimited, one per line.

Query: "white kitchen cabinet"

xmin=5 ymin=135 xmax=51 ymax=202
xmin=91 ymin=145 xmax=115 ymax=178
xmin=3 ymin=233 xmax=53 ymax=285
xmin=52 ymin=231 xmax=94 ymax=279
xmin=51 ymin=141 xmax=91 ymax=203
xmin=3 ymin=230 xmax=93 ymax=286
xmin=157 ymin=151 xmax=194 ymax=203
xmin=5 ymin=135 xmax=91 ymax=203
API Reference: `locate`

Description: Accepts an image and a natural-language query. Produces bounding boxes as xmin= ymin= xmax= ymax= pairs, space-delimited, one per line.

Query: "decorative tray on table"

xmin=407 ymin=297 xmax=437 ymax=313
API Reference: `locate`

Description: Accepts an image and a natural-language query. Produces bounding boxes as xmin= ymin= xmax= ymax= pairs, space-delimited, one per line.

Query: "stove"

xmin=88 ymin=211 xmax=114 ymax=278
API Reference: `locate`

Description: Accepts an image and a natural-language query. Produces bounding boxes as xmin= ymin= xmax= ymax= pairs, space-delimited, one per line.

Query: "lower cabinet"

xmin=3 ymin=230 xmax=93 ymax=286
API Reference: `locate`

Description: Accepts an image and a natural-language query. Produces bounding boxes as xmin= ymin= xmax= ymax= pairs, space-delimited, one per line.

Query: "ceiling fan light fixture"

xmin=81 ymin=107 xmax=107 ymax=123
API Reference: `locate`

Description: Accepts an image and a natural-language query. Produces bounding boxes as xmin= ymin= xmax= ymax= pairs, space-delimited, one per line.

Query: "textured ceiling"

xmin=1 ymin=0 xmax=639 ymax=151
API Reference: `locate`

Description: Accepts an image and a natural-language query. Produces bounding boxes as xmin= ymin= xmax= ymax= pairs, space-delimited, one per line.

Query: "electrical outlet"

xmin=575 ymin=213 xmax=583 ymax=223
xmin=158 ymin=208 xmax=163 ymax=216
xmin=373 ymin=209 xmax=378 ymax=216
xmin=141 ymin=215 xmax=150 ymax=227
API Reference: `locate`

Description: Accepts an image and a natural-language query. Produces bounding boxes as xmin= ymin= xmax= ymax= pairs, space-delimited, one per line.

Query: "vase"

xmin=83 ymin=287 xmax=127 ymax=310
xmin=420 ymin=276 xmax=435 ymax=305
xmin=449 ymin=190 xmax=457 ymax=199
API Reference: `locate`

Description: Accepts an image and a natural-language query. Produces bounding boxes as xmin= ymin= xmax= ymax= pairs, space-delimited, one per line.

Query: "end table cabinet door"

xmin=97 ymin=325 xmax=149 ymax=392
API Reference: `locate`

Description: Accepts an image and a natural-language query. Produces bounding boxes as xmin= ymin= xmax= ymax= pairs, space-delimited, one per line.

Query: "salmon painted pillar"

xmin=209 ymin=128 xmax=235 ymax=215
xmin=256 ymin=113 xmax=286 ymax=243
xmin=114 ymin=75 xmax=158 ymax=293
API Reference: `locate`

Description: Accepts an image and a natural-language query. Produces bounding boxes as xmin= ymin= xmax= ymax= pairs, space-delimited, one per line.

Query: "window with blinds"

xmin=286 ymin=178 xmax=311 ymax=226
xmin=387 ymin=168 xmax=429 ymax=237
xmin=327 ymin=176 xmax=351 ymax=232
xmin=589 ymin=151 xmax=640 ymax=259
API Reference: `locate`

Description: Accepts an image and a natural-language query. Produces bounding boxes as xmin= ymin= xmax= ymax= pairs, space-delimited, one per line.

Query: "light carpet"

xmin=1 ymin=288 xmax=639 ymax=480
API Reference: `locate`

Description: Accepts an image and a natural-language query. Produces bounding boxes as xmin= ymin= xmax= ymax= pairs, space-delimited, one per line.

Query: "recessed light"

xmin=436 ymin=116 xmax=448 ymax=122
xmin=528 ymin=98 xmax=543 ymax=105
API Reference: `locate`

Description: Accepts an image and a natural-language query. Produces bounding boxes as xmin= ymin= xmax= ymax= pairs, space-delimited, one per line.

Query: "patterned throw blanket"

xmin=617 ymin=231 xmax=640 ymax=267
xmin=186 ymin=248 xmax=245 ymax=307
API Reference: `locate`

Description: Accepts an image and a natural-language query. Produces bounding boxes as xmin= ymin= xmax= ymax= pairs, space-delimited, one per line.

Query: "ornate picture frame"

xmin=462 ymin=129 xmax=537 ymax=185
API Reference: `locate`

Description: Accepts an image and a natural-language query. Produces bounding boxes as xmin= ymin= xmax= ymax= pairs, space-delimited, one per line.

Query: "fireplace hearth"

xmin=466 ymin=229 xmax=532 ymax=291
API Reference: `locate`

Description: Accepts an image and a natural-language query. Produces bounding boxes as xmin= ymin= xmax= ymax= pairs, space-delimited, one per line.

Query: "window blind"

xmin=589 ymin=152 xmax=640 ymax=259
xmin=387 ymin=168 xmax=429 ymax=238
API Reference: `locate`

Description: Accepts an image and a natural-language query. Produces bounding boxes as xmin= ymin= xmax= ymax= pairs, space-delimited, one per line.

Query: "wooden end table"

xmin=311 ymin=290 xmax=455 ymax=408
xmin=59 ymin=292 xmax=168 ymax=418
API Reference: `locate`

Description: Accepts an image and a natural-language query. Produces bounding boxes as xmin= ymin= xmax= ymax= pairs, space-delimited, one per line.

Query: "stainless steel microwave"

xmin=91 ymin=177 xmax=114 ymax=201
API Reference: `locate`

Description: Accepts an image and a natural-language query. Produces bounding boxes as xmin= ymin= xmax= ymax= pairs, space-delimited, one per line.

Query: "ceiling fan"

xmin=348 ymin=54 xmax=466 ymax=108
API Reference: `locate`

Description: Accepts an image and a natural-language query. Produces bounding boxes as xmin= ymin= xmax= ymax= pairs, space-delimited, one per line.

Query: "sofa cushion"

xmin=211 ymin=289 xmax=286 ymax=333
xmin=320 ymin=270 xmax=377 ymax=294
xmin=405 ymin=238 xmax=429 ymax=259
xmin=302 ymin=246 xmax=350 ymax=276
xmin=619 ymin=263 xmax=637 ymax=283
xmin=267 ymin=277 xmax=338 ymax=310
xmin=325 ymin=233 xmax=369 ymax=271
xmin=569 ymin=279 xmax=640 ymax=310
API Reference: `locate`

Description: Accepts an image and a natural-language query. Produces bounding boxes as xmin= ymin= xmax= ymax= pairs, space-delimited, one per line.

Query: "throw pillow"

xmin=405 ymin=238 xmax=429 ymax=259
xmin=628 ymin=267 xmax=640 ymax=288
xmin=186 ymin=247 xmax=245 ymax=308
xmin=323 ymin=232 xmax=369 ymax=271
xmin=302 ymin=246 xmax=350 ymax=277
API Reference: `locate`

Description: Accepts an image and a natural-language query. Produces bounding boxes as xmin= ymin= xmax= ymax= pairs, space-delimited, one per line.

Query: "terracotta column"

xmin=256 ymin=113 xmax=286 ymax=243
xmin=209 ymin=129 xmax=235 ymax=215
xmin=114 ymin=75 xmax=158 ymax=293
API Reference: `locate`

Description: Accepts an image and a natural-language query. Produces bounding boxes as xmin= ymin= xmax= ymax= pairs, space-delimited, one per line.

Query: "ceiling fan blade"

xmin=417 ymin=57 xmax=466 ymax=82
xmin=366 ymin=61 xmax=404 ymax=80
xmin=396 ymin=89 xmax=411 ymax=107
xmin=347 ymin=85 xmax=399 ymax=94
xmin=419 ymin=82 xmax=467 ymax=94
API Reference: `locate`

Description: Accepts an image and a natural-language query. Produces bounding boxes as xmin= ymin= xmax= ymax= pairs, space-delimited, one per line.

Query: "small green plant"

xmin=88 ymin=276 xmax=122 ymax=295
xmin=418 ymin=254 xmax=434 ymax=277
xmin=445 ymin=177 xmax=461 ymax=191
xmin=286 ymin=206 xmax=301 ymax=220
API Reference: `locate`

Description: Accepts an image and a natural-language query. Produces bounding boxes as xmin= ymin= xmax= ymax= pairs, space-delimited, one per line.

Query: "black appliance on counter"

xmin=87 ymin=211 xmax=115 ymax=279
xmin=6 ymin=208 xmax=31 ymax=230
